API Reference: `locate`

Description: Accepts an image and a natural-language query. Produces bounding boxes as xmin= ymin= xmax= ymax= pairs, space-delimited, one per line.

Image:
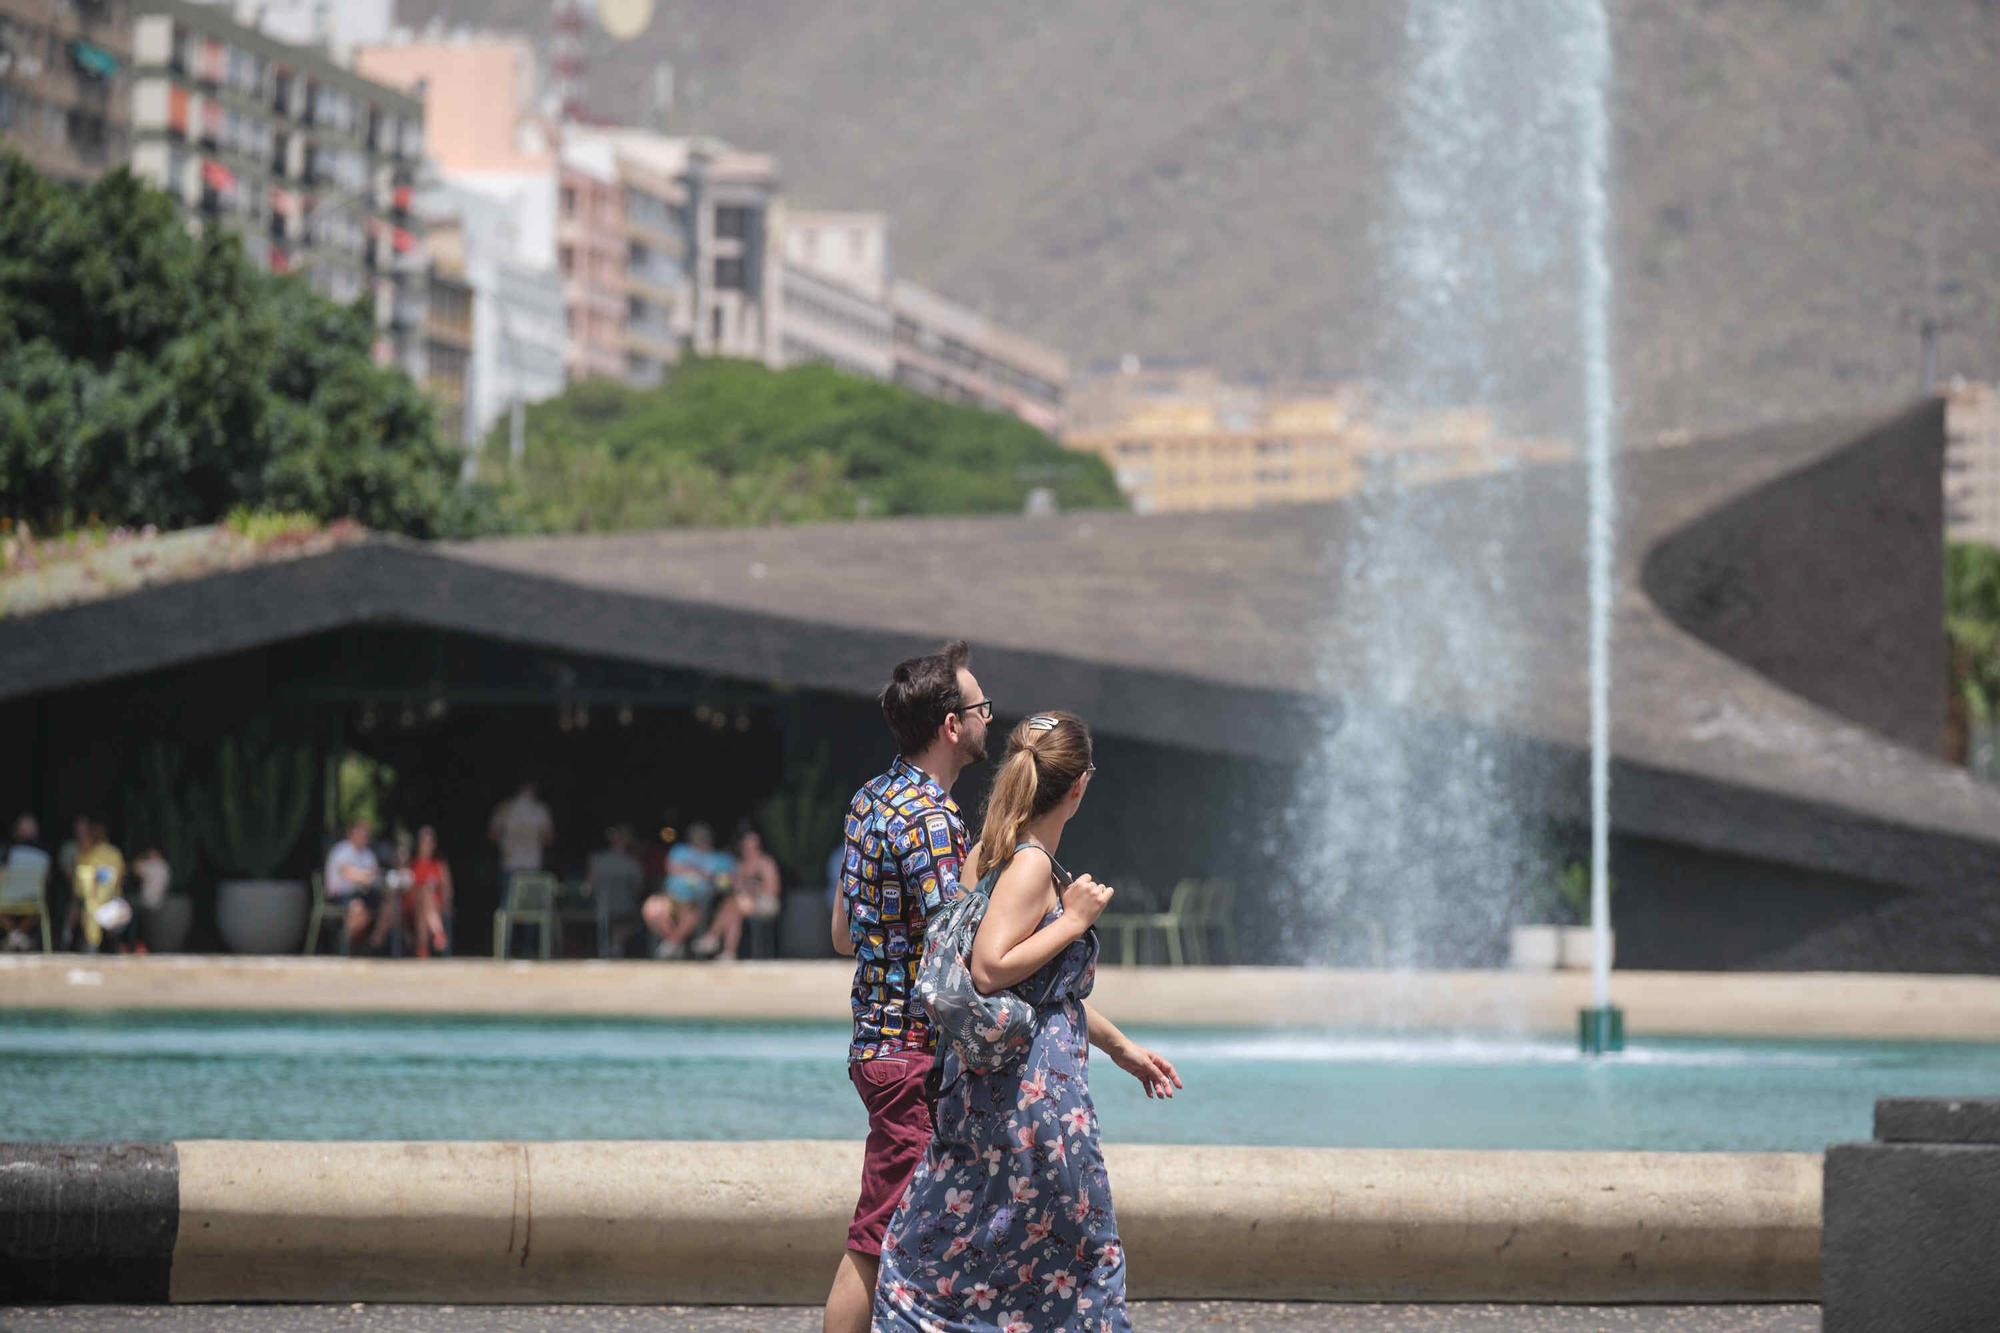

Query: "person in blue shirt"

xmin=640 ymin=822 xmax=733 ymax=959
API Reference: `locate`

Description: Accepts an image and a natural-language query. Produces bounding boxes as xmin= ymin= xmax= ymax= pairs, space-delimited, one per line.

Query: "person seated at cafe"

xmin=694 ymin=824 xmax=782 ymax=961
xmin=403 ymin=824 xmax=453 ymax=958
xmin=640 ymin=822 xmax=732 ymax=959
xmin=585 ymin=824 xmax=645 ymax=957
xmin=67 ymin=816 xmax=128 ymax=954
xmin=324 ymin=820 xmax=385 ymax=954
xmin=2 ymin=813 xmax=51 ymax=951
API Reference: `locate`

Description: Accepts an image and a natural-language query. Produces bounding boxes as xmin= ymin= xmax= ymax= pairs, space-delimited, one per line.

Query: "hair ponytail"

xmin=974 ymin=711 xmax=1093 ymax=878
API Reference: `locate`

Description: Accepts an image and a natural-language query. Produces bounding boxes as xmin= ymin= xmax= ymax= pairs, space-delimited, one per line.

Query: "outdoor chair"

xmin=304 ymin=872 xmax=346 ymax=955
xmin=1103 ymin=878 xmax=1203 ymax=967
xmin=494 ymin=871 xmax=561 ymax=960
xmin=1096 ymin=879 xmax=1155 ymax=967
xmin=1185 ymin=878 xmax=1239 ymax=965
xmin=0 ymin=860 xmax=54 ymax=953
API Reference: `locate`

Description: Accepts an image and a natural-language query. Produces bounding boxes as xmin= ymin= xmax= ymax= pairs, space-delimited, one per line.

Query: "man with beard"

xmin=824 ymin=640 xmax=992 ymax=1333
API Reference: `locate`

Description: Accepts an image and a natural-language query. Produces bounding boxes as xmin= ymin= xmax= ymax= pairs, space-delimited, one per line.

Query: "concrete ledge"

xmin=4 ymin=1141 xmax=1822 ymax=1304
xmin=5 ymin=955 xmax=2000 ymax=1040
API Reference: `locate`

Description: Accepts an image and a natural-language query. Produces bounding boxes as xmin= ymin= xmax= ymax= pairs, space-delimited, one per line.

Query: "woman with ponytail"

xmin=874 ymin=711 xmax=1180 ymax=1333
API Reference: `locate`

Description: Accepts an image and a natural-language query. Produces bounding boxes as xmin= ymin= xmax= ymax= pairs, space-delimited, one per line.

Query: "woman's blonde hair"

xmin=975 ymin=711 xmax=1093 ymax=878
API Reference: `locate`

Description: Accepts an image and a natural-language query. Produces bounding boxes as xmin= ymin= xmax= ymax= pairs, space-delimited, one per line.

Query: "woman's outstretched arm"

xmin=1083 ymin=1002 xmax=1183 ymax=1100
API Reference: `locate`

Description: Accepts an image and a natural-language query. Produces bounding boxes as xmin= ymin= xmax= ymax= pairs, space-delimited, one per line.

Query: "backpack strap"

xmin=1010 ymin=841 xmax=1072 ymax=888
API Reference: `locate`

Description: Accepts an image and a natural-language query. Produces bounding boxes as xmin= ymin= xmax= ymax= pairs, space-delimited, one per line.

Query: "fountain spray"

xmin=1575 ymin=0 xmax=1623 ymax=1056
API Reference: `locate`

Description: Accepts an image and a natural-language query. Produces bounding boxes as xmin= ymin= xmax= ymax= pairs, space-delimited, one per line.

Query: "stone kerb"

xmin=2 ymin=1141 xmax=1822 ymax=1304
xmin=1824 ymin=1097 xmax=2000 ymax=1332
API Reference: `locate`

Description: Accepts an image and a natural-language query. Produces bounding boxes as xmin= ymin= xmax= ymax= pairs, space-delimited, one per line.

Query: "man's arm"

xmin=831 ymin=887 xmax=856 ymax=956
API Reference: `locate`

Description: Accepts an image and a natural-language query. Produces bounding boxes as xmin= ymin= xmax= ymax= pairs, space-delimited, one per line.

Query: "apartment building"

xmin=778 ymin=209 xmax=1067 ymax=430
xmin=617 ymin=143 xmax=684 ymax=386
xmin=355 ymin=38 xmax=566 ymax=441
xmin=555 ymin=127 xmax=780 ymax=386
xmin=1065 ymin=361 xmax=1569 ymax=513
xmin=776 ymin=210 xmax=892 ymax=379
xmin=0 ymin=0 xmax=133 ymax=185
xmin=672 ymin=136 xmax=778 ymax=362
xmin=1946 ymin=379 xmax=2000 ymax=548
xmin=126 ymin=0 xmax=427 ymax=378
xmin=422 ymin=214 xmax=473 ymax=434
xmin=556 ymin=136 xmax=627 ymax=383
xmin=890 ymin=279 xmax=1067 ymax=435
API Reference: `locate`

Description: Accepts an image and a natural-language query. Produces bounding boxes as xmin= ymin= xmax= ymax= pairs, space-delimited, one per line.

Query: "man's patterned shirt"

xmin=842 ymin=755 xmax=969 ymax=1062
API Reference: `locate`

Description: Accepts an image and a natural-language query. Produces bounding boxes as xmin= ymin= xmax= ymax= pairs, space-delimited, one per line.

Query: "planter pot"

xmin=1558 ymin=925 xmax=1615 ymax=971
xmin=778 ymin=888 xmax=836 ymax=960
xmin=1508 ymin=924 xmax=1561 ymax=971
xmin=139 ymin=894 xmax=194 ymax=953
xmin=216 ymin=879 xmax=309 ymax=955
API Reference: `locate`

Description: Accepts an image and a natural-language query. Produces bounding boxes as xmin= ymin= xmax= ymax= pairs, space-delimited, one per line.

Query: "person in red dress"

xmin=403 ymin=825 xmax=453 ymax=958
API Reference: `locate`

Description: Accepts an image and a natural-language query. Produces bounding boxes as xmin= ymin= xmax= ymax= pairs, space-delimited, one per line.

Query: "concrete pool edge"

xmin=0 ymin=1141 xmax=1822 ymax=1305
xmin=5 ymin=955 xmax=2000 ymax=1041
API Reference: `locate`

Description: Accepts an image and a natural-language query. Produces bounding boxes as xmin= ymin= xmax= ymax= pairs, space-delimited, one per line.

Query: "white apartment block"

xmin=1946 ymin=379 xmax=2000 ymax=548
xmin=780 ymin=209 xmax=1067 ymax=431
xmin=128 ymin=0 xmax=428 ymax=380
xmin=557 ymin=126 xmax=779 ymax=388
xmin=890 ymin=279 xmax=1067 ymax=435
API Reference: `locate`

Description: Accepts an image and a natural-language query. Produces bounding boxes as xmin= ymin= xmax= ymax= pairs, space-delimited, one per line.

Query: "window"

xmin=715 ymin=205 xmax=751 ymax=240
xmin=714 ymin=256 xmax=745 ymax=290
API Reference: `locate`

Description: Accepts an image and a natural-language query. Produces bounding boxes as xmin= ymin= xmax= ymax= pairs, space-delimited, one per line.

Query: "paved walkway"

xmin=0 ymin=1305 xmax=1821 ymax=1330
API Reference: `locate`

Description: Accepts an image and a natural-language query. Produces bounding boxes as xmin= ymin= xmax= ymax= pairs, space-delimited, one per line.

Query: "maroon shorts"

xmin=846 ymin=1049 xmax=934 ymax=1256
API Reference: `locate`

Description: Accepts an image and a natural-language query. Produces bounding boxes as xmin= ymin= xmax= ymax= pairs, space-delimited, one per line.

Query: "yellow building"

xmin=1064 ymin=364 xmax=1570 ymax=514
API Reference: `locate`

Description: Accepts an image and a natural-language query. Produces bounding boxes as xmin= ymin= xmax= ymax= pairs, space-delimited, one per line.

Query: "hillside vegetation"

xmin=479 ymin=358 xmax=1125 ymax=533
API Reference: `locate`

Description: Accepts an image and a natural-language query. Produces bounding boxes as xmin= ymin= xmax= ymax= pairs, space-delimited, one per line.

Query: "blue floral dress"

xmin=872 ymin=897 xmax=1129 ymax=1333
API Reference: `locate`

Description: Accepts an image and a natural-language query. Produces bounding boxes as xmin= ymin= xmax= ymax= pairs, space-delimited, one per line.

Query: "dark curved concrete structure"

xmin=2 ymin=400 xmax=1992 ymax=969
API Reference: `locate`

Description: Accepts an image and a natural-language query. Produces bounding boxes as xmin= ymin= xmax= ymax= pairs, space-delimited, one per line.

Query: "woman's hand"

xmin=1061 ymin=874 xmax=1114 ymax=928
xmin=1110 ymin=1040 xmax=1182 ymax=1100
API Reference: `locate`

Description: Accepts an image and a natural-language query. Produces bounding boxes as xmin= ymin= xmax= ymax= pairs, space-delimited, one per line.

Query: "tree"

xmin=1947 ymin=541 xmax=2000 ymax=762
xmin=479 ymin=359 xmax=1125 ymax=532
xmin=0 ymin=154 xmax=483 ymax=537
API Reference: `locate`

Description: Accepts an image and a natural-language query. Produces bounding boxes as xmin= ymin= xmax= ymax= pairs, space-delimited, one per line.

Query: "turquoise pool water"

xmin=5 ymin=1010 xmax=1998 ymax=1150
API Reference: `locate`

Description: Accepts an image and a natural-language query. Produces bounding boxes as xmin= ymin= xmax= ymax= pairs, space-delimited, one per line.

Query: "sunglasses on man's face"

xmin=951 ymin=699 xmax=995 ymax=722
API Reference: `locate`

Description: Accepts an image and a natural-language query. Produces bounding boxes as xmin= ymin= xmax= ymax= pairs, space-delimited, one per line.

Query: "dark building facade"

xmin=2 ymin=401 xmax=1993 ymax=967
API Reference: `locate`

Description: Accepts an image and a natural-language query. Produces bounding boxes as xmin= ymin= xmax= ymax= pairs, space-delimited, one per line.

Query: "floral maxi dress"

xmin=872 ymin=904 xmax=1129 ymax=1333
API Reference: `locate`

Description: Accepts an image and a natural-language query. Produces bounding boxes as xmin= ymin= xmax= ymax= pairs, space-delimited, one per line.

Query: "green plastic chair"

xmin=1109 ymin=878 xmax=1201 ymax=967
xmin=1096 ymin=880 xmax=1155 ymax=967
xmin=1185 ymin=878 xmax=1239 ymax=966
xmin=0 ymin=859 xmax=54 ymax=952
xmin=494 ymin=871 xmax=561 ymax=960
xmin=304 ymin=871 xmax=347 ymax=955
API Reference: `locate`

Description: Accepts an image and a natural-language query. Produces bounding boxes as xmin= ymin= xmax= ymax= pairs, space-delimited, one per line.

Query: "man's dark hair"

xmin=880 ymin=640 xmax=970 ymax=756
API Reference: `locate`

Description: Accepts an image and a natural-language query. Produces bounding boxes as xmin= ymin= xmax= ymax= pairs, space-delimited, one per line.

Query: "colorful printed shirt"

xmin=842 ymin=755 xmax=969 ymax=1062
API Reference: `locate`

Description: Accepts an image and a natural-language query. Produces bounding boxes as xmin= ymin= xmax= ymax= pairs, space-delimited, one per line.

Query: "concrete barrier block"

xmin=1825 ymin=1123 xmax=2000 ymax=1331
xmin=0 ymin=1143 xmax=179 ymax=1301
xmin=1875 ymin=1097 xmax=2000 ymax=1145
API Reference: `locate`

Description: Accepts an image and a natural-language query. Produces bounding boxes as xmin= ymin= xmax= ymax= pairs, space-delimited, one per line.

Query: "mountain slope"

xmin=397 ymin=0 xmax=2000 ymax=437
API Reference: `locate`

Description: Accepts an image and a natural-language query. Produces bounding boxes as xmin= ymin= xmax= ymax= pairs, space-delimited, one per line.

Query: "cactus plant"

xmin=202 ymin=722 xmax=315 ymax=879
xmin=757 ymin=747 xmax=845 ymax=885
xmin=124 ymin=740 xmax=202 ymax=882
